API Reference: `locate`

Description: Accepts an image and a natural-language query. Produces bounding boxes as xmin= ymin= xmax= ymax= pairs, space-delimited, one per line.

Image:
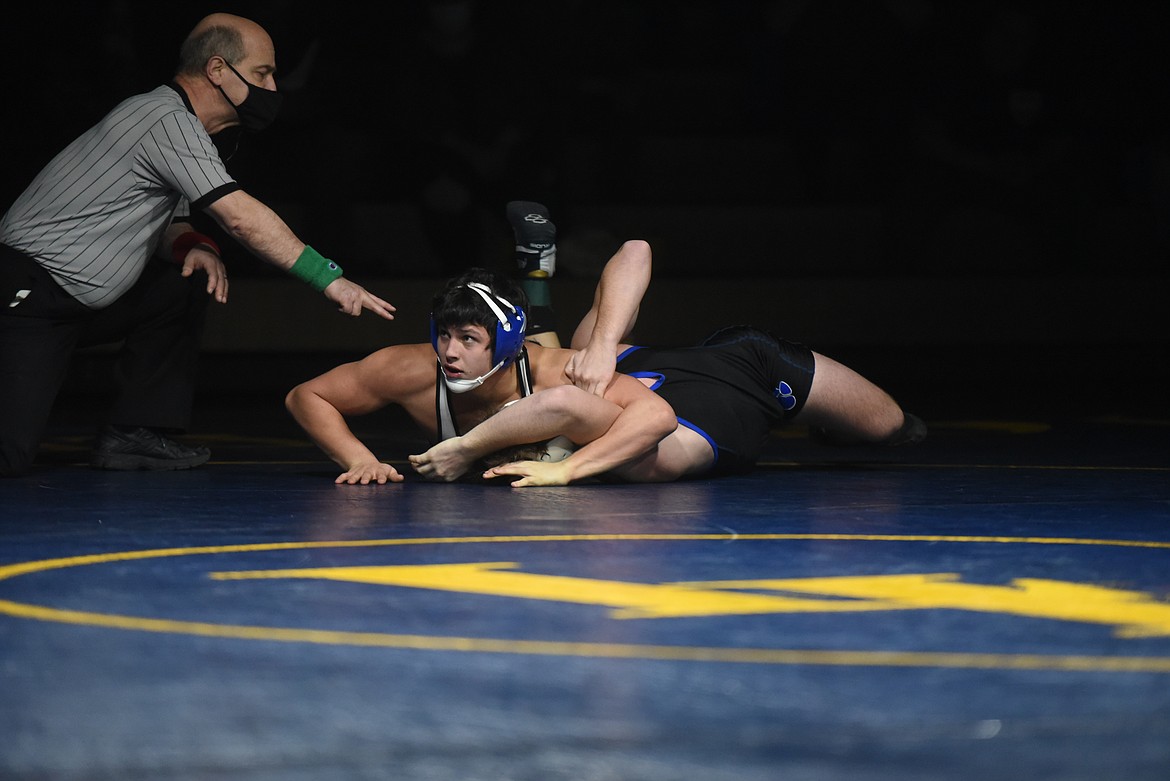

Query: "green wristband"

xmin=289 ymin=246 xmax=343 ymax=292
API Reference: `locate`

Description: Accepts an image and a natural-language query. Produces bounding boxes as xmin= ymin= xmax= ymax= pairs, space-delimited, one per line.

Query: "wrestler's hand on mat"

xmin=482 ymin=459 xmax=572 ymax=487
xmin=564 ymin=344 xmax=617 ymax=397
xmin=323 ymin=277 xmax=396 ymax=320
xmin=181 ymin=247 xmax=230 ymax=304
xmin=407 ymin=439 xmax=472 ymax=482
xmin=335 ymin=460 xmax=404 ymax=485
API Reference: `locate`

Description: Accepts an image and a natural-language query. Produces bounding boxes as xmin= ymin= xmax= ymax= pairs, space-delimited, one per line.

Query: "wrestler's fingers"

xmin=483 ymin=462 xmax=538 ymax=483
xmin=335 ymin=464 xmax=400 ymax=485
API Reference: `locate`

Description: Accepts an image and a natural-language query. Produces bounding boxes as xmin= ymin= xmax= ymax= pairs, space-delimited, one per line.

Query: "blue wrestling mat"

xmin=2 ymin=397 xmax=1169 ymax=780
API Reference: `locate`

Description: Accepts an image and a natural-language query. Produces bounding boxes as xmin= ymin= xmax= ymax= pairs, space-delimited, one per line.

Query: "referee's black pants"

xmin=0 ymin=245 xmax=209 ymax=476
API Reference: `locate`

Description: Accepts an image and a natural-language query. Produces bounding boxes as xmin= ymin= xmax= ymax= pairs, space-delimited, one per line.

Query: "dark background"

xmin=8 ymin=1 xmax=1170 ymax=279
xmin=5 ymin=1 xmax=1170 ymax=425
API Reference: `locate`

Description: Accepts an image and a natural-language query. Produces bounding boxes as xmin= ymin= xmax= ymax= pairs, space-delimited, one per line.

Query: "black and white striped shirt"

xmin=0 ymin=84 xmax=239 ymax=308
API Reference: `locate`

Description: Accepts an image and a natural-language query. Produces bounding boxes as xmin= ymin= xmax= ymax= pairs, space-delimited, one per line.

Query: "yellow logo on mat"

xmin=4 ymin=534 xmax=1170 ymax=671
xmin=213 ymin=563 xmax=1170 ymax=637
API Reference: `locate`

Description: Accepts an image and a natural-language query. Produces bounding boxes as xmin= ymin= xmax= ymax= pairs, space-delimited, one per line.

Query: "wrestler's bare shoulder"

xmin=351 ymin=343 xmax=437 ymax=391
xmin=524 ymin=342 xmax=574 ymax=389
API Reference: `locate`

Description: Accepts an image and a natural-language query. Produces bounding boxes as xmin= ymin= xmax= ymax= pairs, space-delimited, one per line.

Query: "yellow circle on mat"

xmin=2 ymin=533 xmax=1169 ymax=672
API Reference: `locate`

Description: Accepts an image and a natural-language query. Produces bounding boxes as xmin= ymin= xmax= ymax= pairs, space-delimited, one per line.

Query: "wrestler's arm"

xmin=285 ymin=346 xmax=426 ymax=484
xmin=482 ymin=375 xmax=677 ymax=486
xmin=564 ymin=239 xmax=652 ymax=395
xmin=408 ymin=384 xmax=625 ymax=481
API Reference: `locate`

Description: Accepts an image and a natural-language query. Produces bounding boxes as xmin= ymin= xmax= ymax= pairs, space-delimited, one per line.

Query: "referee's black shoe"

xmin=90 ymin=425 xmax=211 ymax=471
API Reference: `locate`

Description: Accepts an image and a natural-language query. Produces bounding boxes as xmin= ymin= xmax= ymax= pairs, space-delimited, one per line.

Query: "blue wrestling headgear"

xmin=431 ymin=282 xmax=527 ymax=393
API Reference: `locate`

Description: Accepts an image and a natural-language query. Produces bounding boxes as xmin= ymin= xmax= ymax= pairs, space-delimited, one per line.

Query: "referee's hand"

xmin=323 ymin=278 xmax=396 ymax=319
xmin=181 ymin=247 xmax=229 ymax=304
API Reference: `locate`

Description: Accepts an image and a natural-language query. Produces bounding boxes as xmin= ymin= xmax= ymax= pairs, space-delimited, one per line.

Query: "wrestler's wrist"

xmin=289 ymin=245 xmax=343 ymax=292
xmin=560 ymin=457 xmax=583 ymax=484
xmin=451 ymin=435 xmax=483 ymax=462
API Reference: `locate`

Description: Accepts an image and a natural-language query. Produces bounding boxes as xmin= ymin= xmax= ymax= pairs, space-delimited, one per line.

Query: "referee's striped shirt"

xmin=0 ymin=84 xmax=240 ymax=309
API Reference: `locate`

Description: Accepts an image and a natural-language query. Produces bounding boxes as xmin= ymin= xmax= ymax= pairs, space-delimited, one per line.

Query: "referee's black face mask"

xmin=218 ymin=60 xmax=283 ymax=132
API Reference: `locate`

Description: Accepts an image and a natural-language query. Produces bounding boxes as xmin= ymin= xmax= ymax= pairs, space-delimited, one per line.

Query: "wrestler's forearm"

xmin=460 ymin=389 xmax=620 ymax=459
xmin=570 ymin=239 xmax=651 ymax=350
xmin=286 ymin=390 xmax=380 ymax=469
xmin=560 ymin=396 xmax=677 ymax=482
xmin=458 ymin=405 xmax=564 ymax=458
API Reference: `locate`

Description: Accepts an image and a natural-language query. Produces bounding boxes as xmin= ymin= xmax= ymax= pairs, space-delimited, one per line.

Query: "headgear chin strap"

xmin=432 ymin=282 xmax=527 ymax=393
xmin=439 ymin=357 xmax=507 ymax=394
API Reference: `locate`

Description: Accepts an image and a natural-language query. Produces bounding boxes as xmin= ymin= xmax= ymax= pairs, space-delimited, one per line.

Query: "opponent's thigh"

xmin=796 ymin=352 xmax=904 ymax=440
xmin=612 ymin=426 xmax=715 ymax=482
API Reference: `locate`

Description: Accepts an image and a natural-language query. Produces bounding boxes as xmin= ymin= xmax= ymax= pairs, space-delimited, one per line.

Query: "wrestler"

xmin=284 ymin=262 xmax=678 ymax=485
xmin=442 ymin=324 xmax=926 ymax=486
xmin=409 ymin=254 xmax=921 ymax=488
xmin=289 ymin=232 xmax=924 ymax=486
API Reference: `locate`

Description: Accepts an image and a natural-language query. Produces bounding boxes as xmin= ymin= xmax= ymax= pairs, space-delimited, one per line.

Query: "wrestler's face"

xmin=435 ymin=323 xmax=495 ymax=383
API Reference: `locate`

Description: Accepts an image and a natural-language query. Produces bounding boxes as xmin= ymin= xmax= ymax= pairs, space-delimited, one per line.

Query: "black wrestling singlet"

xmin=615 ymin=326 xmax=815 ymax=475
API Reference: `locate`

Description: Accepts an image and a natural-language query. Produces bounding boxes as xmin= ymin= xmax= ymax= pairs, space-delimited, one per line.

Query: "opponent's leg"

xmin=797 ymin=352 xmax=926 ymax=446
xmin=506 ymin=200 xmax=560 ymax=347
xmin=610 ymin=425 xmax=717 ymax=483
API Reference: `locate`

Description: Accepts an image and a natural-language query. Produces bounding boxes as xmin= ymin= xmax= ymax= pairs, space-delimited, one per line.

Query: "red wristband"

xmin=171 ymin=231 xmax=221 ymax=264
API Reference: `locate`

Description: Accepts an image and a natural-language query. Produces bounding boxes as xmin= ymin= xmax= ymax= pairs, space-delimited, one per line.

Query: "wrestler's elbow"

xmin=540 ymin=384 xmax=586 ymax=414
xmin=285 ymin=382 xmax=326 ymax=423
xmin=620 ymin=238 xmax=651 ymax=259
xmin=285 ymin=384 xmax=307 ymax=417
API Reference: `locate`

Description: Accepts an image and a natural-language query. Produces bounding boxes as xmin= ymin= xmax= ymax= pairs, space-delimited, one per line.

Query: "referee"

xmin=0 ymin=13 xmax=396 ymax=477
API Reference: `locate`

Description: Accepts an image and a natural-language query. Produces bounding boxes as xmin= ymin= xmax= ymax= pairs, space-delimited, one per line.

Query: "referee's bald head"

xmin=176 ymin=14 xmax=270 ymax=77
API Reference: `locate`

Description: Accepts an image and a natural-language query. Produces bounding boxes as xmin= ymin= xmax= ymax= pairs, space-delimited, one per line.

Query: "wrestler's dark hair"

xmin=430 ymin=268 xmax=529 ymax=353
xmin=457 ymin=441 xmax=551 ymax=485
xmin=478 ymin=442 xmax=549 ymax=470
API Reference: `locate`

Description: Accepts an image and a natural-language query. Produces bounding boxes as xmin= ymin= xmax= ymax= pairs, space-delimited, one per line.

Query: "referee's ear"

xmin=205 ymin=55 xmax=229 ymax=86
